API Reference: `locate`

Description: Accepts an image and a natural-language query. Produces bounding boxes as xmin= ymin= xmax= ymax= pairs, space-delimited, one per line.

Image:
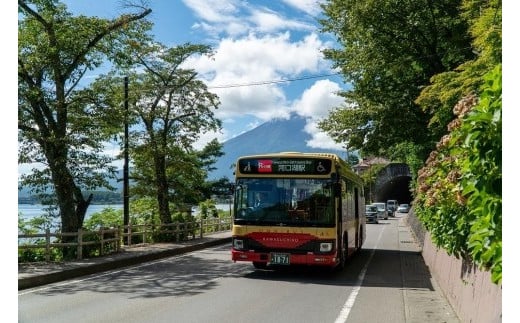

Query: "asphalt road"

xmin=18 ymin=215 xmax=459 ymax=323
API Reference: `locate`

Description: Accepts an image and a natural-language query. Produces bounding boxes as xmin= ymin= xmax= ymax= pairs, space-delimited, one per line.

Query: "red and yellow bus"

xmin=231 ymin=152 xmax=365 ymax=270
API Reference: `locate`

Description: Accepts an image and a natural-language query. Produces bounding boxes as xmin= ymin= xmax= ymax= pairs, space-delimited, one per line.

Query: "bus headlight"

xmin=233 ymin=239 xmax=244 ymax=250
xmin=319 ymin=242 xmax=333 ymax=252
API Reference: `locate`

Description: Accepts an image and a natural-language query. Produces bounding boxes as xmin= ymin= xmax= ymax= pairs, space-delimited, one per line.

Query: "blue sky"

xmin=61 ymin=0 xmax=349 ymax=152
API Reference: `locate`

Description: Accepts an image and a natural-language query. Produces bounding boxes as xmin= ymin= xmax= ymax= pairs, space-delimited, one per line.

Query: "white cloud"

xmin=183 ymin=0 xmax=240 ymax=23
xmin=192 ymin=128 xmax=228 ymax=150
xmin=292 ymin=79 xmax=343 ymax=118
xmin=282 ymin=0 xmax=324 ymax=16
xmin=183 ymin=0 xmax=315 ymax=37
xmin=289 ymin=79 xmax=345 ymax=150
xmin=249 ymin=8 xmax=314 ymax=33
xmin=187 ymin=32 xmax=331 ymax=123
xmin=303 ymin=119 xmax=344 ymax=150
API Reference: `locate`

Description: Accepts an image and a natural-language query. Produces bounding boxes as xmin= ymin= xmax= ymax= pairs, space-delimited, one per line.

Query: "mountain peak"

xmin=209 ymin=115 xmax=344 ymax=180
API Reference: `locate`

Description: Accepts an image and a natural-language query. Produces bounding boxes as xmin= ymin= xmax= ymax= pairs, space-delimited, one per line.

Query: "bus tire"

xmin=357 ymin=230 xmax=363 ymax=252
xmin=337 ymin=235 xmax=347 ymax=271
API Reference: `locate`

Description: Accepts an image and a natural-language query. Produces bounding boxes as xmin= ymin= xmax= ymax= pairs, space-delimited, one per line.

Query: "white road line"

xmin=334 ymin=226 xmax=385 ymax=323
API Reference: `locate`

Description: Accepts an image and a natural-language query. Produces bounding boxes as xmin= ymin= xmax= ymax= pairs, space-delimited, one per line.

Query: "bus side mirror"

xmin=229 ymin=184 xmax=235 ymax=194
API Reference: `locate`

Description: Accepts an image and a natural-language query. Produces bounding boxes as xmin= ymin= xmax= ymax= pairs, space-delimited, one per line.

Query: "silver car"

xmin=397 ymin=203 xmax=410 ymax=213
xmin=372 ymin=202 xmax=388 ymax=220
xmin=365 ymin=204 xmax=379 ymax=223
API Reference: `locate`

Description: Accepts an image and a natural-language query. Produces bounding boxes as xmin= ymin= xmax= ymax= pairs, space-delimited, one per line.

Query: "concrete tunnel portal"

xmin=372 ymin=163 xmax=413 ymax=204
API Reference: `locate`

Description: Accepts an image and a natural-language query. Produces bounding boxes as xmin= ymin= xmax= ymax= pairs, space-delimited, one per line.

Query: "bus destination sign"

xmin=239 ymin=158 xmax=332 ymax=175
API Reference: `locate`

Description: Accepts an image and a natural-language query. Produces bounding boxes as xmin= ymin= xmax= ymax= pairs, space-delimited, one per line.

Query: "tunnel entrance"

xmin=373 ymin=163 xmax=413 ymax=204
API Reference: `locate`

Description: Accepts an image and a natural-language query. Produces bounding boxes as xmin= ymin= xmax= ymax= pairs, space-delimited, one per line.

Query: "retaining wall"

xmin=407 ymin=210 xmax=502 ymax=323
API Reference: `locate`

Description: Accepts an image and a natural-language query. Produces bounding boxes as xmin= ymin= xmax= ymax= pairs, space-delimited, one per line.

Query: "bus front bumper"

xmin=231 ymin=249 xmax=338 ymax=266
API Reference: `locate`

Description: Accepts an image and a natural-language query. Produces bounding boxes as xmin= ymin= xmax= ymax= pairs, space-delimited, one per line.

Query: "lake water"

xmin=18 ymin=203 xmax=232 ymax=221
xmin=18 ymin=204 xmax=124 ymax=221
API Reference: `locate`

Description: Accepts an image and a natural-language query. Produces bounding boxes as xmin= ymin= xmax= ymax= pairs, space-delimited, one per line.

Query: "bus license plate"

xmin=270 ymin=253 xmax=290 ymax=265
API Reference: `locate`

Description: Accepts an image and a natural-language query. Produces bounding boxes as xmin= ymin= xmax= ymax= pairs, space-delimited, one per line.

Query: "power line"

xmin=207 ymin=72 xmax=342 ymax=89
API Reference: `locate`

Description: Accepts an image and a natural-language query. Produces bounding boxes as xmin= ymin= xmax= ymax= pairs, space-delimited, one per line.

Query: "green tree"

xmin=123 ymin=42 xmax=222 ymax=225
xmin=359 ymin=163 xmax=385 ymax=204
xmin=18 ymin=0 xmax=152 ymax=236
xmin=318 ymin=0 xmax=474 ymax=162
xmin=415 ymin=0 xmax=502 ymax=139
xmin=205 ymin=176 xmax=233 ymax=198
xmin=412 ymin=0 xmax=502 ymax=283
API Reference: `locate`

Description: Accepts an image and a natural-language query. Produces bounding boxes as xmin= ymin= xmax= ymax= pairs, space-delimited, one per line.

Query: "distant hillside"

xmin=208 ymin=115 xmax=346 ymax=180
xmin=18 ymin=170 xmax=126 ymax=199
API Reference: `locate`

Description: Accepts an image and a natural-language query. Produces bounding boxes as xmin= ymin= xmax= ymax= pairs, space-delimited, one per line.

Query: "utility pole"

xmin=123 ymin=76 xmax=129 ymax=243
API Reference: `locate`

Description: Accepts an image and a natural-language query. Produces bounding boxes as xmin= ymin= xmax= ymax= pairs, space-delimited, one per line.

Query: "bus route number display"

xmin=238 ymin=158 xmax=332 ymax=175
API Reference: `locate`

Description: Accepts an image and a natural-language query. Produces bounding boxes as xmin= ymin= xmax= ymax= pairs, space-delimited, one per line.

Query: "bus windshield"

xmin=233 ymin=178 xmax=335 ymax=227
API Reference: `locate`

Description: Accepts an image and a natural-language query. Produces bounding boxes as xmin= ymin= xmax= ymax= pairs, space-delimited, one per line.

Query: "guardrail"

xmin=18 ymin=217 xmax=232 ymax=262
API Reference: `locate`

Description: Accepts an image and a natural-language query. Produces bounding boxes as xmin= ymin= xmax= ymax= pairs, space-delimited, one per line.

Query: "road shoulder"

xmin=398 ymin=214 xmax=460 ymax=323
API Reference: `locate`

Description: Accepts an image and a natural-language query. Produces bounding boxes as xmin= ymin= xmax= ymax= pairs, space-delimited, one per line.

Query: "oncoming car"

xmin=372 ymin=202 xmax=388 ymax=220
xmin=365 ymin=204 xmax=379 ymax=224
xmin=397 ymin=203 xmax=410 ymax=213
xmin=386 ymin=200 xmax=398 ymax=217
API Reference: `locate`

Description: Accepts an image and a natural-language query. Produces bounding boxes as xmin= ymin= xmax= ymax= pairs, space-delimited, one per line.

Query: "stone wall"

xmin=406 ymin=210 xmax=502 ymax=323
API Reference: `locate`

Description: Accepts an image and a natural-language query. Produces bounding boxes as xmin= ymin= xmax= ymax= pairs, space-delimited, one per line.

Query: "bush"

xmin=414 ymin=65 xmax=501 ymax=284
xmin=18 ymin=242 xmax=63 ymax=263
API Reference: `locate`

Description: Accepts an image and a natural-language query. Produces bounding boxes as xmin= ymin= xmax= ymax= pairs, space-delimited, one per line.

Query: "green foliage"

xmin=413 ymin=0 xmax=502 ymax=285
xmin=318 ymin=0 xmax=474 ymax=159
xmin=415 ymin=0 xmax=502 ymax=142
xmin=129 ymin=197 xmax=162 ymax=225
xmin=84 ymin=197 xmax=161 ymax=230
xmin=319 ymin=0 xmax=502 ymax=285
xmin=198 ymin=199 xmax=218 ymax=219
xmin=459 ymin=65 xmax=502 ymax=284
xmin=93 ymin=42 xmax=224 ymax=225
xmin=87 ymin=191 xmax=123 ymax=204
xmin=18 ymin=0 xmax=152 ymax=233
xmin=345 ymin=154 xmax=359 ymax=167
xmin=169 ymin=212 xmax=197 ymax=241
xmin=414 ymin=65 xmax=501 ymax=284
xmin=18 ymin=1 xmax=221 ymax=232
xmin=18 ymin=211 xmax=63 ymax=262
xmin=83 ymin=207 xmax=124 ymax=230
xmin=388 ymin=141 xmax=427 ymax=192
xmin=359 ymin=163 xmax=385 ymax=203
xmin=18 ymin=245 xmax=63 ymax=263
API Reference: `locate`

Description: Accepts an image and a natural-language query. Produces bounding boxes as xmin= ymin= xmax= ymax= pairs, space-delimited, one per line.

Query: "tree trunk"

xmin=46 ymin=142 xmax=92 ymax=258
xmin=154 ymin=154 xmax=171 ymax=225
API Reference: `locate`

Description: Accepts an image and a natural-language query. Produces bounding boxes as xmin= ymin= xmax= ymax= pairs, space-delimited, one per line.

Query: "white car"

xmin=397 ymin=204 xmax=410 ymax=213
xmin=372 ymin=202 xmax=388 ymax=220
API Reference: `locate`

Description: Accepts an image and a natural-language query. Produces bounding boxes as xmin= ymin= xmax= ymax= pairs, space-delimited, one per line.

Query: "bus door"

xmin=335 ymin=179 xmax=345 ymax=258
xmin=354 ymin=187 xmax=359 ymax=220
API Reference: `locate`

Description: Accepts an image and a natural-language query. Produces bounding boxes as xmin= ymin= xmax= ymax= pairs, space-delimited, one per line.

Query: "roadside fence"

xmin=18 ymin=217 xmax=232 ymax=262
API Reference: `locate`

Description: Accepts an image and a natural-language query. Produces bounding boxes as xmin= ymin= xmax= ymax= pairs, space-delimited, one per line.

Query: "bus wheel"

xmin=253 ymin=262 xmax=267 ymax=269
xmin=357 ymin=231 xmax=363 ymax=252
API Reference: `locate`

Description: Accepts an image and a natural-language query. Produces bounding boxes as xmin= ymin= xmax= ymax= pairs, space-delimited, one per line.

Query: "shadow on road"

xmin=29 ymin=242 xmax=435 ymax=299
xmin=243 ymin=248 xmax=434 ymax=291
xmin=31 ymin=245 xmax=243 ymax=299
